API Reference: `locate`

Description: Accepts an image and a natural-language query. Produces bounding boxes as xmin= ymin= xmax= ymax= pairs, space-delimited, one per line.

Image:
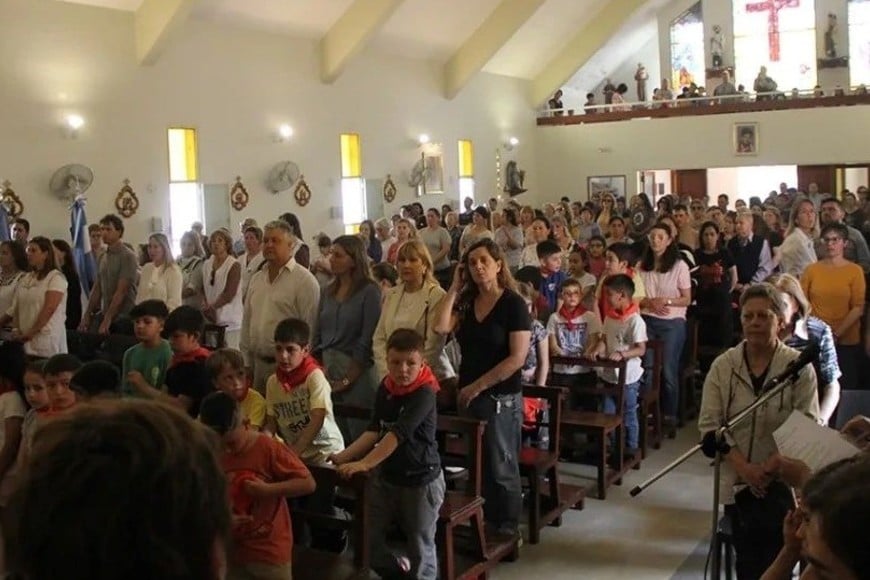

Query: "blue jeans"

xmin=603 ymin=380 xmax=640 ymax=450
xmin=466 ymin=391 xmax=523 ymax=532
xmin=642 ymin=316 xmax=687 ymax=419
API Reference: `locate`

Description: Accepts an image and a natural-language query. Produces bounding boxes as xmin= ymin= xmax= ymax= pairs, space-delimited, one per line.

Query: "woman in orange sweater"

xmin=801 ymin=223 xmax=866 ymax=391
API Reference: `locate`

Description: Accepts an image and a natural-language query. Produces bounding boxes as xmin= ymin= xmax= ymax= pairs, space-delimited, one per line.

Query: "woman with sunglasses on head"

xmin=198 ymin=229 xmax=243 ymax=348
xmin=801 ymin=223 xmax=865 ymax=391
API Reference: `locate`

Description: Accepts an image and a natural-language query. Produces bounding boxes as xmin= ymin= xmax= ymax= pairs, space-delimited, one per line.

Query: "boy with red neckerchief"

xmin=330 ymin=329 xmax=444 ymax=580
xmin=585 ymin=274 xmax=647 ymax=454
xmin=547 ymin=277 xmax=602 ymax=382
xmin=594 ymin=242 xmax=645 ymax=321
xmin=207 ymin=348 xmax=266 ymax=430
xmin=263 ymin=318 xmax=344 ymax=464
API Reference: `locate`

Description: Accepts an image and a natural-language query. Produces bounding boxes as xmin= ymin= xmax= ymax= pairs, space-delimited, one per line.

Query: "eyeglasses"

xmin=691 ymin=205 xmax=703 ymax=210
xmin=822 ymin=236 xmax=844 ymax=244
xmin=589 ymin=243 xmax=604 ymax=248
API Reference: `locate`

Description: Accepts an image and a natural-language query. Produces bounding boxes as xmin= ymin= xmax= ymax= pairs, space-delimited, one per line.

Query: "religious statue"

xmin=711 ymin=25 xmax=725 ymax=68
xmin=503 ymin=161 xmax=527 ymax=197
xmin=634 ymin=63 xmax=649 ymax=101
xmin=603 ymin=79 xmax=616 ymax=105
xmin=824 ymin=13 xmax=837 ymax=58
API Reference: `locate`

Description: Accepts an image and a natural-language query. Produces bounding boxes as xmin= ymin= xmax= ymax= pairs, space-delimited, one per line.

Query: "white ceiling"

xmin=55 ymin=0 xmax=656 ymax=81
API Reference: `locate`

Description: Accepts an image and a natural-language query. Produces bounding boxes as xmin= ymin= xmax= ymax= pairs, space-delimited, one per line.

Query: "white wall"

xmin=534 ymin=105 xmax=870 ymax=201
xmin=0 ymin=0 xmax=538 ymax=243
xmin=589 ymin=33 xmax=662 ymax=102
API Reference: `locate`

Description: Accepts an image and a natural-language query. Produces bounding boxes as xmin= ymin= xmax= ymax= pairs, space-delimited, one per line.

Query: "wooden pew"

xmin=639 ymin=339 xmax=664 ymax=458
xmin=292 ymin=463 xmax=371 ymax=580
xmin=549 ymin=355 xmax=640 ymax=499
xmin=519 ymin=384 xmax=586 ymax=544
xmin=678 ymin=317 xmax=700 ymax=429
xmin=436 ymin=415 xmax=520 ymax=580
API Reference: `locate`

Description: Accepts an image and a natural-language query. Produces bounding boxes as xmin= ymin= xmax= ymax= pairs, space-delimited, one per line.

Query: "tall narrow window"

xmin=734 ymin=0 xmax=816 ymax=91
xmin=670 ymin=3 xmax=705 ymax=91
xmin=340 ymin=133 xmax=366 ymax=234
xmin=167 ymin=128 xmax=203 ymax=253
xmin=458 ymin=139 xmax=474 ymax=206
xmin=849 ymin=0 xmax=870 ymax=86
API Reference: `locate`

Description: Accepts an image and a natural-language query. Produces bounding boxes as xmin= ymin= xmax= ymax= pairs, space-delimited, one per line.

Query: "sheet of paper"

xmin=773 ymin=410 xmax=860 ymax=473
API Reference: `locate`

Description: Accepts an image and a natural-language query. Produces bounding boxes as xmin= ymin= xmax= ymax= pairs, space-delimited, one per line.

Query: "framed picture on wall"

xmin=587 ymin=175 xmax=626 ymax=202
xmin=733 ymin=122 xmax=758 ymax=156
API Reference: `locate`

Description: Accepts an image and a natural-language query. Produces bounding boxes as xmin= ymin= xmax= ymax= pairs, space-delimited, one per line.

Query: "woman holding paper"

xmin=698 ymin=283 xmax=820 ymax=580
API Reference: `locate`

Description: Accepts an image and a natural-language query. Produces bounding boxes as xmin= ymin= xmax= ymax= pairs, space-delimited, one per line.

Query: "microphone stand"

xmin=629 ymin=369 xmax=804 ymax=579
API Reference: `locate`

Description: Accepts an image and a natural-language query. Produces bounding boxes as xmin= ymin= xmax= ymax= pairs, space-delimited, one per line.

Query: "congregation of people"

xmin=0 ymin=181 xmax=869 ymax=580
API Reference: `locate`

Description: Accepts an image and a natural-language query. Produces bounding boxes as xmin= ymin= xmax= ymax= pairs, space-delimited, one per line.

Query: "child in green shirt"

xmin=122 ymin=300 xmax=172 ymax=397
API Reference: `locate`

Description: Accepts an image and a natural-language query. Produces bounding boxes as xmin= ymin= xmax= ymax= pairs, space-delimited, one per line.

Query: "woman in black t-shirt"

xmin=693 ymin=221 xmax=737 ymax=350
xmin=434 ymin=239 xmax=531 ymax=537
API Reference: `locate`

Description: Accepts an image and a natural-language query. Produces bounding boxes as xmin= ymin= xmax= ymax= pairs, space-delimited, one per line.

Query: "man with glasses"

xmin=690 ymin=199 xmax=707 ymax=225
xmin=817 ymin=197 xmax=870 ymax=273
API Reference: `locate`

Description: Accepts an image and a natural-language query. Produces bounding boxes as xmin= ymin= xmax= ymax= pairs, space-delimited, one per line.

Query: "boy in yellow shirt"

xmin=206 ymin=348 xmax=266 ymax=430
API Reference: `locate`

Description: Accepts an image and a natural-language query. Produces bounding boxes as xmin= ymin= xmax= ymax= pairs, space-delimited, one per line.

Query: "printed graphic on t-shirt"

xmin=272 ymin=387 xmax=332 ymax=446
xmin=555 ymin=321 xmax=589 ymax=355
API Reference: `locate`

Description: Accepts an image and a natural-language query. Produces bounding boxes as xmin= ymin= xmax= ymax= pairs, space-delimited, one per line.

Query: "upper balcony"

xmin=537 ymin=85 xmax=870 ymax=126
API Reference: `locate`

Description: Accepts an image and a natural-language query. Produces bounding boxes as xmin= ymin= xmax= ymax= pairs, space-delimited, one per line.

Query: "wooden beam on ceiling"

xmin=319 ymin=0 xmax=406 ymax=84
xmin=135 ymin=0 xmax=199 ymax=65
xmin=531 ymin=0 xmax=647 ymax=106
xmin=443 ymin=0 xmax=546 ymax=100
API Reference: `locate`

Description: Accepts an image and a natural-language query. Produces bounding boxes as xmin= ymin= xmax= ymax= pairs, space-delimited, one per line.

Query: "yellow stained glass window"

xmin=341 ymin=133 xmax=362 ymax=178
xmin=168 ymin=128 xmax=198 ymax=182
xmin=458 ymin=139 xmax=474 ymax=178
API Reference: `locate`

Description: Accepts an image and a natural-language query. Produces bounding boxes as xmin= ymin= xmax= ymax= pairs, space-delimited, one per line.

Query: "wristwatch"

xmin=666 ymin=298 xmax=673 ymax=306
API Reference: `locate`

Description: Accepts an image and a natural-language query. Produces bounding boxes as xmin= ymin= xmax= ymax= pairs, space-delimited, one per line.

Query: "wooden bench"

xmin=519 ymin=384 xmax=586 ymax=544
xmin=202 ymin=323 xmax=228 ymax=350
xmin=678 ymin=316 xmax=700 ymax=429
xmin=639 ymin=339 xmax=664 ymax=459
xmin=550 ymin=356 xmax=641 ymax=499
xmin=292 ymin=463 xmax=370 ymax=580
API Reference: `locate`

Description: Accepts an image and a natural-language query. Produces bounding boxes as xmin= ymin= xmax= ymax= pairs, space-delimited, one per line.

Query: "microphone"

xmin=763 ymin=340 xmax=820 ymax=391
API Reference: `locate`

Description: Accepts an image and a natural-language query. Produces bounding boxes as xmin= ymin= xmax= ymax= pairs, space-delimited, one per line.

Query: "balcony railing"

xmin=537 ymin=85 xmax=870 ymax=126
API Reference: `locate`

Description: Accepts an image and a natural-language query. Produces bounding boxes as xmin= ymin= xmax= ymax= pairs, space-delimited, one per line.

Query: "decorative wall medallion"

xmin=383 ymin=174 xmax=397 ymax=203
xmin=0 ymin=181 xmax=24 ymax=218
xmin=114 ymin=179 xmax=140 ymax=218
xmin=230 ymin=176 xmax=249 ymax=211
xmin=294 ymin=175 xmax=311 ymax=207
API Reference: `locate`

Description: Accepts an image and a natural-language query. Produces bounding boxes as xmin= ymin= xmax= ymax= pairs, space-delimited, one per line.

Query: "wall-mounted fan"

xmin=267 ymin=161 xmax=301 ymax=193
xmin=50 ymin=164 xmax=94 ymax=201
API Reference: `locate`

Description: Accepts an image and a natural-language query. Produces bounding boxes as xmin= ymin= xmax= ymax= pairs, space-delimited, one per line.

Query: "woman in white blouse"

xmin=0 ymin=241 xmax=27 ymax=321
xmin=136 ymin=233 xmax=183 ymax=311
xmin=495 ymin=208 xmax=524 ymax=274
xmin=372 ymin=240 xmax=455 ymax=396
xmin=0 ymin=237 xmax=68 ymax=358
xmin=779 ymin=199 xmax=819 ymax=277
xmin=198 ymin=229 xmax=242 ymax=348
xmin=238 ymin=225 xmax=264 ymax=301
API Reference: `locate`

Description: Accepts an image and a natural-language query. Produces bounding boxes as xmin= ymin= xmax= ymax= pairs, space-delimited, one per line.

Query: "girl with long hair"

xmin=51 ymin=239 xmax=82 ymax=330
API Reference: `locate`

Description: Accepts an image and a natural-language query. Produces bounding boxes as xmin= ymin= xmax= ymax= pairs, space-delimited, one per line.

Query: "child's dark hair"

xmin=43 ymin=354 xmax=82 ymax=377
xmin=164 ymin=306 xmax=205 ymax=337
xmin=316 ymin=233 xmax=331 ymax=248
xmin=70 ymin=361 xmax=121 ymax=399
xmin=24 ymin=360 xmax=46 ymax=377
xmin=588 ymin=234 xmax=606 ymax=247
xmin=199 ymin=391 xmax=241 ymax=436
xmin=603 ymin=273 xmax=635 ymax=297
xmin=274 ymin=318 xmax=310 ymax=346
xmin=0 ymin=341 xmax=27 ymax=397
xmin=606 ymin=242 xmax=635 ymax=265
xmin=386 ymin=328 xmax=425 ymax=354
xmin=204 ymin=348 xmax=245 ymax=382
xmin=536 ymin=239 xmax=561 ymax=260
xmin=129 ymin=299 xmax=170 ymax=321
xmin=515 ymin=266 xmax=543 ymax=289
xmin=372 ymin=262 xmax=398 ymax=287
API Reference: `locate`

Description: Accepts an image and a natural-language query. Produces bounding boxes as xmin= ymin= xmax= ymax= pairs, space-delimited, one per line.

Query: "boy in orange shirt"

xmin=200 ymin=391 xmax=315 ymax=580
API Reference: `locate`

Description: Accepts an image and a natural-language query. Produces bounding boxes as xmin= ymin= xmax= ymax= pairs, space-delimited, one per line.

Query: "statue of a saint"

xmin=824 ymin=13 xmax=837 ymax=58
xmin=634 ymin=63 xmax=649 ymax=101
xmin=711 ymin=25 xmax=725 ymax=68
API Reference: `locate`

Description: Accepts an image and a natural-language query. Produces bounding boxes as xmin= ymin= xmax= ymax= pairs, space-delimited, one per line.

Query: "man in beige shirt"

xmin=240 ymin=220 xmax=320 ymax=392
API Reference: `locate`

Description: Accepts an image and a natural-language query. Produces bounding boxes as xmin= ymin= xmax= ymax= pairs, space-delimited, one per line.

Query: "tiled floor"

xmin=493 ymin=427 xmax=716 ymax=580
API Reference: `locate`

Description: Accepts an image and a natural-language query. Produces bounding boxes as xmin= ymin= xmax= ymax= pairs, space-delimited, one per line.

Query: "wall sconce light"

xmin=504 ymin=136 xmax=519 ymax=151
xmin=418 ymin=134 xmax=430 ymax=145
xmin=65 ymin=114 xmax=85 ymax=138
xmin=276 ymin=124 xmax=294 ymax=142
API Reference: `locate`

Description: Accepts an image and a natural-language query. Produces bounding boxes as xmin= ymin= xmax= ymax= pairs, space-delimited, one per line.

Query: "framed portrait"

xmin=587 ymin=175 xmax=626 ymax=202
xmin=733 ymin=122 xmax=758 ymax=156
xmin=423 ymin=155 xmax=444 ymax=194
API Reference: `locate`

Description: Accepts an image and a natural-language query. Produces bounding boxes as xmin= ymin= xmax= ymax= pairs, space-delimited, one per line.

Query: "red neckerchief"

xmin=276 ymin=354 xmax=321 ymax=392
xmin=558 ymin=303 xmax=588 ymax=331
xmin=384 ymin=363 xmax=440 ymax=397
xmin=607 ymin=302 xmax=640 ymax=322
xmin=598 ymin=269 xmax=634 ymax=319
xmin=170 ymin=346 xmax=212 ymax=368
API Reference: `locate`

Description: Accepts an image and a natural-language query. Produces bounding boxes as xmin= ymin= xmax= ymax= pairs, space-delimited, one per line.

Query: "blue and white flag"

xmin=70 ymin=195 xmax=97 ymax=295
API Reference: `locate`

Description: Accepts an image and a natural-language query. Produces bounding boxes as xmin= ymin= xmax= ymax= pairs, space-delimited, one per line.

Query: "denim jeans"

xmin=642 ymin=316 xmax=687 ymax=418
xmin=603 ymin=380 xmax=640 ymax=450
xmin=466 ymin=391 xmax=523 ymax=532
xmin=370 ymin=472 xmax=445 ymax=580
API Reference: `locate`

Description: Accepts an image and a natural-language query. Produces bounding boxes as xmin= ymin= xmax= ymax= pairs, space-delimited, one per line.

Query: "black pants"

xmin=726 ymin=483 xmax=793 ymax=580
